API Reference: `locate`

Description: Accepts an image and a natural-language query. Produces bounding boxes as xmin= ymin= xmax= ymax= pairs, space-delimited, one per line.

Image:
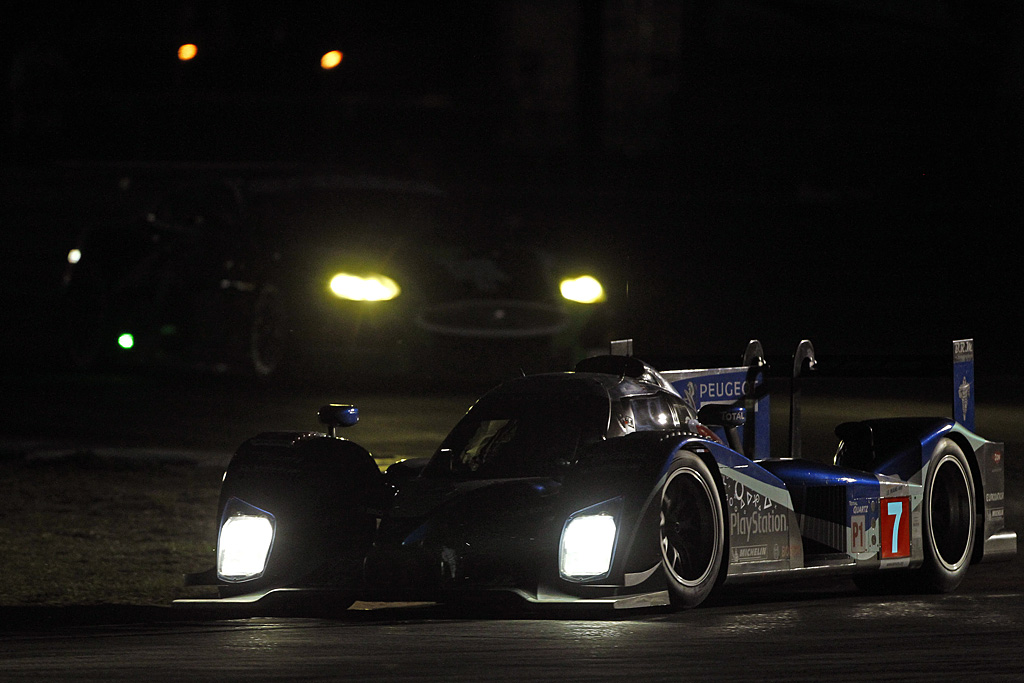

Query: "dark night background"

xmin=2 ymin=1 xmax=1022 ymax=375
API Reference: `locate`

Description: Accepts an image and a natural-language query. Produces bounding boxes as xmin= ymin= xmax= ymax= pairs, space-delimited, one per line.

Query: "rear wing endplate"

xmin=953 ymin=338 xmax=975 ymax=431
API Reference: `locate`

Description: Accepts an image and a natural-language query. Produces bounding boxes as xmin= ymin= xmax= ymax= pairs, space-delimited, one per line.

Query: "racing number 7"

xmin=887 ymin=501 xmax=903 ymax=555
xmin=881 ymin=497 xmax=910 ymax=559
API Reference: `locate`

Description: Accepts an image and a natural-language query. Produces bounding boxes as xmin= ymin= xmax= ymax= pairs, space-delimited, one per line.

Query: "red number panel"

xmin=880 ymin=497 xmax=910 ymax=559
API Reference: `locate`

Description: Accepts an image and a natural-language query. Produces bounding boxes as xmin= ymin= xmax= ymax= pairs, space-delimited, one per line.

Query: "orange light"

xmin=321 ymin=50 xmax=343 ymax=70
xmin=178 ymin=43 xmax=198 ymax=61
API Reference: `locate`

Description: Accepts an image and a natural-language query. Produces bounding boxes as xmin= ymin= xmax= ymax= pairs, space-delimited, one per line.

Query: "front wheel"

xmin=920 ymin=439 xmax=976 ymax=592
xmin=659 ymin=453 xmax=725 ymax=608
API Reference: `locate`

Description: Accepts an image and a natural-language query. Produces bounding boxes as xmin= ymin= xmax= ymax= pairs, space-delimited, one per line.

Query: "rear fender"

xmin=834 ymin=417 xmax=951 ymax=480
xmin=836 ymin=418 xmax=1014 ymax=564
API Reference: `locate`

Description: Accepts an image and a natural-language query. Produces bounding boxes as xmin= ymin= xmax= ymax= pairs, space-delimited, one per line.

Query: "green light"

xmin=117 ymin=333 xmax=135 ymax=350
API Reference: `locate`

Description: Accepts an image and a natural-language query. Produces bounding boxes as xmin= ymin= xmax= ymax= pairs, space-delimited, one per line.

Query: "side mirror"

xmin=697 ymin=404 xmax=746 ymax=454
xmin=697 ymin=403 xmax=747 ymax=429
xmin=384 ymin=458 xmax=429 ymax=483
xmin=318 ymin=404 xmax=359 ymax=437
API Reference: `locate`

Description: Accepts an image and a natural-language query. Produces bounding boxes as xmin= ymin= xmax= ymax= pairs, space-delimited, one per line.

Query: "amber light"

xmin=178 ymin=44 xmax=198 ymax=62
xmin=321 ymin=50 xmax=343 ymax=70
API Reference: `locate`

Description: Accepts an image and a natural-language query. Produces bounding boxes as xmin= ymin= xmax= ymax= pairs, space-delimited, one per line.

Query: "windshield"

xmin=424 ymin=394 xmax=608 ymax=479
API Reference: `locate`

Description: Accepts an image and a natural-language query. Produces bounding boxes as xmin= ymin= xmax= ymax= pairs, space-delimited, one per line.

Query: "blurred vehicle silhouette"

xmin=58 ymin=173 xmax=615 ymax=380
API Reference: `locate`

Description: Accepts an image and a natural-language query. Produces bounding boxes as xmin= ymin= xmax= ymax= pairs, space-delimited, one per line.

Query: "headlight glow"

xmin=217 ymin=498 xmax=276 ymax=582
xmin=560 ymin=275 xmax=605 ymax=304
xmin=67 ymin=248 xmax=82 ymax=264
xmin=329 ymin=272 xmax=401 ymax=301
xmin=559 ymin=498 xmax=621 ymax=581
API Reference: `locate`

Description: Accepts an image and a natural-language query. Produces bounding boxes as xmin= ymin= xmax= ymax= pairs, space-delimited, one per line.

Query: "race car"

xmin=178 ymin=338 xmax=1016 ymax=612
xmin=59 ymin=173 xmax=614 ymax=379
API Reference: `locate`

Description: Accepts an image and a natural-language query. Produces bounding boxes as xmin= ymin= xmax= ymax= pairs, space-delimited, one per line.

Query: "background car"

xmin=58 ymin=173 xmax=617 ymax=380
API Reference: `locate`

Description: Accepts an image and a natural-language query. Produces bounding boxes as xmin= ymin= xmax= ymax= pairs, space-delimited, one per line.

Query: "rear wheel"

xmin=659 ymin=453 xmax=725 ymax=608
xmin=920 ymin=439 xmax=976 ymax=592
xmin=854 ymin=440 xmax=976 ymax=595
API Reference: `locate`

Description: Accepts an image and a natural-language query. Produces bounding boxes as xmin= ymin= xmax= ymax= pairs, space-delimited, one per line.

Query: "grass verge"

xmin=0 ymin=453 xmax=222 ymax=606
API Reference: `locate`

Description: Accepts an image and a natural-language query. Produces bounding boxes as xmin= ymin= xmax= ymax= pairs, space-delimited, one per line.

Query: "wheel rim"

xmin=928 ymin=454 xmax=974 ymax=571
xmin=660 ymin=467 xmax=720 ymax=587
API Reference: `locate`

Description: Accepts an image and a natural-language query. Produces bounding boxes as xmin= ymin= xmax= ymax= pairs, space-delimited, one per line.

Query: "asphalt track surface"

xmin=1 ymin=368 xmax=1022 ymax=681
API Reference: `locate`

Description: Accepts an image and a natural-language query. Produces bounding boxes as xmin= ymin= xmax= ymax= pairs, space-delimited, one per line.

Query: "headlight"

xmin=559 ymin=497 xmax=621 ymax=581
xmin=560 ymin=275 xmax=605 ymax=304
xmin=217 ymin=498 xmax=276 ymax=582
xmin=329 ymin=272 xmax=400 ymax=301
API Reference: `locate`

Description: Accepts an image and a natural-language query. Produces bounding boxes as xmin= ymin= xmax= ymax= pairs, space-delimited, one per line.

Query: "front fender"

xmin=216 ymin=431 xmax=383 ymax=595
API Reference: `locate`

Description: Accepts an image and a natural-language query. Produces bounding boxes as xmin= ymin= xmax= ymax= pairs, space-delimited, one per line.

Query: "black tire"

xmin=920 ymin=438 xmax=976 ymax=592
xmin=249 ymin=284 xmax=287 ymax=378
xmin=659 ymin=452 xmax=725 ymax=608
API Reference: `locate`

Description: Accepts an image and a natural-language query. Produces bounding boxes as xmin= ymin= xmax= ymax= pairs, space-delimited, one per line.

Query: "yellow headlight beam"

xmin=329 ymin=273 xmax=401 ymax=301
xmin=560 ymin=275 xmax=606 ymax=304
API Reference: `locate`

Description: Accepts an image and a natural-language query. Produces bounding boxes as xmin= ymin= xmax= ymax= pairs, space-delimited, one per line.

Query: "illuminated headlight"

xmin=329 ymin=272 xmax=400 ymax=301
xmin=560 ymin=275 xmax=605 ymax=304
xmin=217 ymin=498 xmax=276 ymax=582
xmin=559 ymin=498 xmax=621 ymax=581
xmin=67 ymin=248 xmax=82 ymax=265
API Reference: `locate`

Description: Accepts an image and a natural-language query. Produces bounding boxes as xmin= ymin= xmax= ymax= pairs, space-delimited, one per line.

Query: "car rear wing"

xmin=615 ymin=337 xmax=978 ymax=461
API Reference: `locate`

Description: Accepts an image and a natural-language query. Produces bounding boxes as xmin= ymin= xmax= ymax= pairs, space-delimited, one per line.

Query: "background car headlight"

xmin=560 ymin=275 xmax=605 ymax=304
xmin=329 ymin=272 xmax=401 ymax=301
xmin=559 ymin=498 xmax=621 ymax=581
xmin=217 ymin=498 xmax=276 ymax=582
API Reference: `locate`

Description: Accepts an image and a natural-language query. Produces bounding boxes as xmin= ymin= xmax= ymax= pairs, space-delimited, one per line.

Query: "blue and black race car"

xmin=178 ymin=338 xmax=1016 ymax=611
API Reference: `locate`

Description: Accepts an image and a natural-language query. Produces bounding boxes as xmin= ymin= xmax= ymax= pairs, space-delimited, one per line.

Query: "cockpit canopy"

xmin=423 ymin=389 xmax=608 ymax=479
xmin=423 ymin=357 xmax=695 ymax=479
